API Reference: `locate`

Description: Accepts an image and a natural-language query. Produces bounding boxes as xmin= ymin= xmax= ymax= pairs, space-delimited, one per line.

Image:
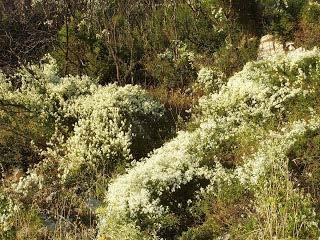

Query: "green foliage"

xmin=147 ymin=41 xmax=197 ymax=89
xmin=213 ymin=34 xmax=259 ymax=78
xmin=174 ymin=2 xmax=227 ymax=53
xmin=288 ymin=128 xmax=320 ymax=207
xmin=296 ymin=1 xmax=320 ymax=48
xmin=301 ymin=1 xmax=320 ymax=22
xmin=258 ymin=0 xmax=306 ymax=39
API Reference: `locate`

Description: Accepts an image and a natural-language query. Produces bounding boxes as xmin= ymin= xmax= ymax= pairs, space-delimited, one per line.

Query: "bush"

xmin=0 ymin=55 xmax=97 ymax=171
xmin=296 ymin=1 xmax=320 ymax=48
xmin=146 ymin=41 xmax=197 ymax=90
xmin=60 ymin=83 xmax=169 ymax=182
xmin=0 ymin=192 xmax=19 ymax=236
xmin=196 ymin=48 xmax=320 ymax=127
xmin=1 ymin=55 xmax=173 ymax=239
xmin=259 ymin=0 xmax=306 ymax=40
xmin=98 ymin=48 xmax=320 ymax=239
xmin=236 ymin=119 xmax=320 ymax=239
xmin=97 ymin=131 xmax=214 ymax=240
xmin=288 ymin=127 xmax=320 ymax=208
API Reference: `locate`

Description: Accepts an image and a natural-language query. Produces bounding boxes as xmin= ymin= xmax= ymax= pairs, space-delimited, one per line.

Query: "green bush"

xmin=259 ymin=0 xmax=306 ymax=40
xmin=288 ymin=128 xmax=320 ymax=208
xmin=296 ymin=1 xmax=320 ymax=47
xmin=147 ymin=41 xmax=197 ymax=89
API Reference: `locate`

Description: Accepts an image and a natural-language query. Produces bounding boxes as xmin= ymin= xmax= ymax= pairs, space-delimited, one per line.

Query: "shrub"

xmin=1 ymin=54 xmax=170 ymax=181
xmin=0 ymin=191 xmax=19 ymax=235
xmin=288 ymin=127 xmax=320 ymax=209
xmin=212 ymin=34 xmax=259 ymax=78
xmin=0 ymin=55 xmax=97 ymax=171
xmin=236 ymin=119 xmax=320 ymax=239
xmin=296 ymin=1 xmax=320 ymax=48
xmin=146 ymin=41 xmax=197 ymax=90
xmin=97 ymin=131 xmax=214 ymax=240
xmin=196 ymin=48 xmax=320 ymax=127
xmin=60 ymin=83 xmax=168 ymax=182
xmin=194 ymin=67 xmax=225 ymax=95
xmin=259 ymin=0 xmax=306 ymax=40
xmin=98 ymin=48 xmax=320 ymax=239
xmin=1 ymin=55 xmax=172 ymax=239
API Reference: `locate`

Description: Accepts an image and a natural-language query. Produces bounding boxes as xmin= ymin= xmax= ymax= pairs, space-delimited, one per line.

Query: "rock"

xmin=257 ymin=34 xmax=284 ymax=60
xmin=285 ymin=41 xmax=295 ymax=51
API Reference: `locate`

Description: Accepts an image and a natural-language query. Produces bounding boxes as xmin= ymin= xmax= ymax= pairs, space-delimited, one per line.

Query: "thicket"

xmin=2 ymin=1 xmax=320 ymax=100
xmin=1 ymin=0 xmax=320 ymax=240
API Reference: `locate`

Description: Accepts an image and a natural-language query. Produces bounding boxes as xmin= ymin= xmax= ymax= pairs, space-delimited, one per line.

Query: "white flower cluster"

xmin=60 ymin=84 xmax=165 ymax=181
xmin=0 ymin=192 xmax=20 ymax=232
xmin=66 ymin=84 xmax=164 ymax=125
xmin=197 ymin=48 xmax=320 ymax=124
xmin=158 ymin=40 xmax=195 ymax=63
xmin=12 ymin=169 xmax=45 ymax=198
xmin=0 ymin=54 xmax=98 ymax=124
xmin=194 ymin=67 xmax=224 ymax=94
xmin=236 ymin=117 xmax=320 ymax=186
xmin=210 ymin=6 xmax=226 ymax=33
xmin=60 ymin=107 xmax=132 ymax=181
xmin=98 ymin=130 xmax=215 ymax=239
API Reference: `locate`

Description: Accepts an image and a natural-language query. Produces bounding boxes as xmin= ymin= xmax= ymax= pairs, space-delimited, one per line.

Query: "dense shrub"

xmin=0 ymin=55 xmax=173 ymax=238
xmin=296 ymin=1 xmax=320 ymax=48
xmin=288 ymin=127 xmax=320 ymax=210
xmin=147 ymin=41 xmax=197 ymax=89
xmin=258 ymin=0 xmax=306 ymax=40
xmin=60 ymin=83 xmax=169 ymax=182
xmin=97 ymin=123 xmax=239 ymax=239
xmin=0 ymin=55 xmax=97 ymax=171
xmin=98 ymin=48 xmax=320 ymax=239
xmin=0 ymin=192 xmax=19 ymax=234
